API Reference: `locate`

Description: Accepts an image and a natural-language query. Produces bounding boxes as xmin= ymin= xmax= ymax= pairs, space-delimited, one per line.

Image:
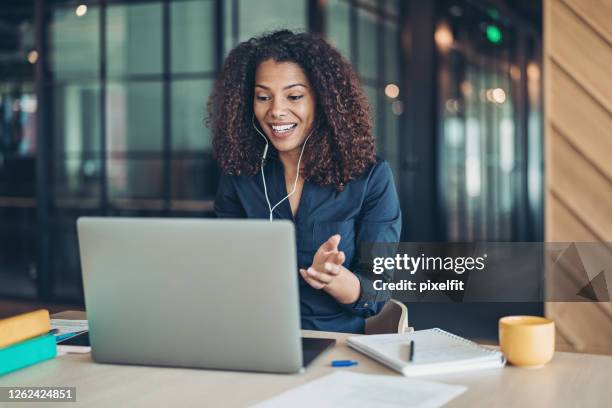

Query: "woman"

xmin=209 ymin=30 xmax=401 ymax=333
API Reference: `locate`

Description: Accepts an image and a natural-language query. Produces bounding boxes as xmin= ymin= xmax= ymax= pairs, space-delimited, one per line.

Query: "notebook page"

xmin=348 ymin=329 xmax=503 ymax=372
xmin=51 ymin=319 xmax=88 ymax=335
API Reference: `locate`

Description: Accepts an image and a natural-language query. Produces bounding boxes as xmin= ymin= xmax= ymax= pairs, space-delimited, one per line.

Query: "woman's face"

xmin=253 ymin=59 xmax=316 ymax=155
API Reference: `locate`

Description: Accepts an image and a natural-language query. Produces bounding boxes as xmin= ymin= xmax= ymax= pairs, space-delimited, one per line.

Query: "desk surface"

xmin=0 ymin=311 xmax=610 ymax=407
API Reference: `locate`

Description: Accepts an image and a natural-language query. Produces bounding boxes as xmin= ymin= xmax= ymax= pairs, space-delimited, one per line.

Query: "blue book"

xmin=0 ymin=334 xmax=57 ymax=376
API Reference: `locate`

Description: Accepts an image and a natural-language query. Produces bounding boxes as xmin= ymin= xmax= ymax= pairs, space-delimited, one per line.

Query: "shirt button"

xmin=364 ymin=303 xmax=369 ymax=307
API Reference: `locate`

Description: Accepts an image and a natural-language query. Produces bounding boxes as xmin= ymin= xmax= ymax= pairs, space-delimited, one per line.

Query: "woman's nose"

xmin=270 ymin=98 xmax=289 ymax=118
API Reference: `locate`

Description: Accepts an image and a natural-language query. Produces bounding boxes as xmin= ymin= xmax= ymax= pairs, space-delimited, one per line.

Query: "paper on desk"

xmin=253 ymin=371 xmax=466 ymax=408
xmin=51 ymin=319 xmax=88 ymax=335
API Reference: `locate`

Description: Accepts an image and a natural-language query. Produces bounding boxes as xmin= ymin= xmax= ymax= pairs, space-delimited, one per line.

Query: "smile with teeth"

xmin=271 ymin=123 xmax=297 ymax=134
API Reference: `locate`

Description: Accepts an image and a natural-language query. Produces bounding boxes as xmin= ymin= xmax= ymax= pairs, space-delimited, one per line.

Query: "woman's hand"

xmin=299 ymin=234 xmax=360 ymax=304
xmin=299 ymin=234 xmax=345 ymax=289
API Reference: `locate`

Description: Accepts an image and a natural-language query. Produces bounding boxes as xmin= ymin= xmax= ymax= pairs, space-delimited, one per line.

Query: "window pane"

xmin=171 ymin=0 xmax=215 ymax=73
xmin=357 ymin=8 xmax=378 ymax=80
xmin=0 ymin=84 xmax=37 ymax=161
xmin=0 ymin=3 xmax=35 ymax=81
xmin=327 ymin=0 xmax=351 ymax=60
xmin=0 ymin=157 xmax=36 ymax=196
xmin=50 ymin=212 xmax=85 ymax=301
xmin=383 ymin=97 xmax=400 ymax=180
xmin=53 ymin=83 xmax=101 ymax=155
xmin=108 ymin=158 xmax=163 ymax=199
xmin=50 ymin=5 xmax=100 ymax=80
xmin=53 ymin=157 xmax=101 ymax=207
xmin=359 ymin=0 xmax=380 ymax=8
xmin=384 ymin=20 xmax=399 ymax=83
xmin=224 ymin=0 xmax=235 ymax=56
xmin=438 ymin=51 xmax=518 ymax=241
xmin=238 ymin=0 xmax=306 ymax=42
xmin=106 ymin=81 xmax=163 ymax=152
xmin=0 ymin=207 xmax=37 ymax=298
xmin=107 ymin=3 xmax=162 ymax=77
xmin=0 ymin=1 xmax=37 ymax=299
xmin=382 ymin=0 xmax=400 ymax=17
xmin=0 ymin=84 xmax=37 ymax=197
xmin=171 ymin=79 xmax=212 ymax=151
xmin=171 ymin=157 xmax=219 ymax=200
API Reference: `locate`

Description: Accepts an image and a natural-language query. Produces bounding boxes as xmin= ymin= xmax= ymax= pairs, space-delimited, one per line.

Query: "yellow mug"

xmin=499 ymin=316 xmax=555 ymax=367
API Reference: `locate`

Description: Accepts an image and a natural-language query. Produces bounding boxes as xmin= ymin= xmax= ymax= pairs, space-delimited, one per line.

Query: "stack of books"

xmin=0 ymin=309 xmax=57 ymax=376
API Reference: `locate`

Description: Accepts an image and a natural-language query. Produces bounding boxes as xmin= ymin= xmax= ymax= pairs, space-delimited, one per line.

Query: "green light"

xmin=486 ymin=25 xmax=502 ymax=44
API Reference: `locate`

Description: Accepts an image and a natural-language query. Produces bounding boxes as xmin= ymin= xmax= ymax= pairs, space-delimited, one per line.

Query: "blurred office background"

xmin=0 ymin=0 xmax=544 ymax=340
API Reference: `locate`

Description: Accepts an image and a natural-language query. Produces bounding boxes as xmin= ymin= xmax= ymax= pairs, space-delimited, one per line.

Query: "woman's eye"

xmin=256 ymin=95 xmax=271 ymax=101
xmin=288 ymin=95 xmax=304 ymax=101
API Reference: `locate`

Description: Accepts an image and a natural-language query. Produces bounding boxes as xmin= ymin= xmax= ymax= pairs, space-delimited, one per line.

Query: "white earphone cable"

xmin=252 ymin=115 xmax=312 ymax=221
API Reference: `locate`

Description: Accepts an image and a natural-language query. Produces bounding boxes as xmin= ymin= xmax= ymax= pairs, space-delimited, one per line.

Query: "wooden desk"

xmin=0 ymin=312 xmax=610 ymax=407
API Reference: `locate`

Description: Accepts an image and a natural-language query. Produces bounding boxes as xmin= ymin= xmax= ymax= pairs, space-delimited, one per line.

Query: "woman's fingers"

xmin=302 ymin=240 xmax=345 ymax=289
xmin=299 ymin=267 xmax=337 ymax=288
xmin=306 ymin=267 xmax=333 ymax=284
xmin=323 ymin=262 xmax=341 ymax=276
xmin=321 ymin=234 xmax=341 ymax=253
xmin=299 ymin=268 xmax=326 ymax=289
xmin=322 ymin=250 xmax=345 ymax=266
xmin=313 ymin=235 xmax=340 ymax=268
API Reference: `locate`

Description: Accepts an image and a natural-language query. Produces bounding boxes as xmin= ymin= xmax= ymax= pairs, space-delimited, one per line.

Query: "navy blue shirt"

xmin=214 ymin=155 xmax=401 ymax=333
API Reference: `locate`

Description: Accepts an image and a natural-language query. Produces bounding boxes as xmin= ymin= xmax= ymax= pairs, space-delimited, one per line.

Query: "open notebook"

xmin=347 ymin=328 xmax=506 ymax=377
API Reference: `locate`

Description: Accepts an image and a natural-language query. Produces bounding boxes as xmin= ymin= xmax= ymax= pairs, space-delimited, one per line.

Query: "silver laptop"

xmin=77 ymin=217 xmax=329 ymax=374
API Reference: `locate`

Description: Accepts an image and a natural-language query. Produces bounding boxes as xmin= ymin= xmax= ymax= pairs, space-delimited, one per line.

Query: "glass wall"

xmin=0 ymin=0 xmax=37 ymax=298
xmin=1 ymin=0 xmax=403 ymax=302
xmin=436 ymin=1 xmax=542 ymax=241
xmin=40 ymin=0 xmax=220 ymax=300
xmin=326 ymin=0 xmax=402 ymax=179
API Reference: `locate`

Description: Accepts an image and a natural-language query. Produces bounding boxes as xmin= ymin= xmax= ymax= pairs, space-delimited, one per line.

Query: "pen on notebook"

xmin=409 ymin=340 xmax=415 ymax=362
xmin=331 ymin=360 xmax=358 ymax=367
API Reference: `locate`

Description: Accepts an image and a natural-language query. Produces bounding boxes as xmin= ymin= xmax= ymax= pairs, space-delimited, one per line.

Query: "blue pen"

xmin=331 ymin=360 xmax=358 ymax=367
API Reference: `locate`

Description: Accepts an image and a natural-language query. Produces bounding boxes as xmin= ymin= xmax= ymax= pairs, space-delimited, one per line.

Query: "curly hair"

xmin=207 ymin=29 xmax=376 ymax=191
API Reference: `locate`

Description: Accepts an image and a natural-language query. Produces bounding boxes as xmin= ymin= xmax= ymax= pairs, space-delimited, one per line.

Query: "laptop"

xmin=77 ymin=217 xmax=334 ymax=373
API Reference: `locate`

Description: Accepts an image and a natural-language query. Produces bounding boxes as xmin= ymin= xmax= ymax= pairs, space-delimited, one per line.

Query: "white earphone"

xmin=252 ymin=114 xmax=313 ymax=221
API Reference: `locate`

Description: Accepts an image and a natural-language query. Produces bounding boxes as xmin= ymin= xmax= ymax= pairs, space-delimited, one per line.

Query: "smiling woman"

xmin=208 ymin=30 xmax=375 ymax=189
xmin=208 ymin=30 xmax=401 ymax=334
xmin=252 ymin=59 xmax=317 ymax=219
xmin=253 ymin=60 xmax=315 ymax=147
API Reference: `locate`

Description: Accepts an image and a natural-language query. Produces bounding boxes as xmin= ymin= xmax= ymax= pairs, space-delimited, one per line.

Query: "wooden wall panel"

xmin=545 ymin=0 xmax=612 ymax=355
xmin=548 ymin=196 xmax=598 ymax=242
xmin=548 ymin=0 xmax=612 ymax=112
xmin=549 ymin=65 xmax=612 ymax=180
xmin=550 ymin=302 xmax=612 ymax=354
xmin=549 ymin=129 xmax=612 ymax=239
xmin=563 ymin=0 xmax=612 ymax=41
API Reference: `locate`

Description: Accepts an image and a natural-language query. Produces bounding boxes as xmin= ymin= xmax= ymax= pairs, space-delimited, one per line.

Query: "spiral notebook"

xmin=347 ymin=328 xmax=506 ymax=377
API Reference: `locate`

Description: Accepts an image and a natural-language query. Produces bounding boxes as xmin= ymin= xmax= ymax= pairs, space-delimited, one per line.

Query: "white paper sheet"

xmin=253 ymin=371 xmax=466 ymax=408
xmin=57 ymin=345 xmax=91 ymax=354
xmin=51 ymin=319 xmax=88 ymax=335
